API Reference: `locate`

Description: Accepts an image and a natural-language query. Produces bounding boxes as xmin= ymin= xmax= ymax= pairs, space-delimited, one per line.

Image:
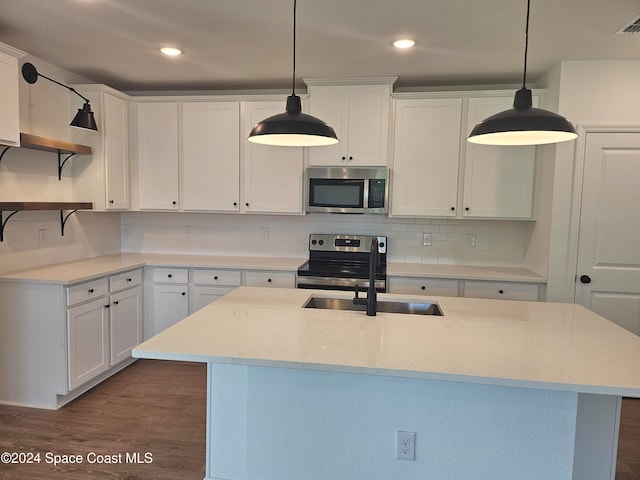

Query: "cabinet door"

xmin=346 ymin=84 xmax=390 ymax=166
xmin=191 ymin=285 xmax=236 ymax=312
xmin=307 ymin=85 xmax=349 ymax=165
xmin=183 ymin=102 xmax=240 ymax=211
xmin=136 ymin=102 xmax=180 ymax=210
xmin=104 ymin=92 xmax=130 ymax=210
xmin=67 ymin=298 xmax=110 ymax=390
xmin=391 ymin=98 xmax=462 ymax=216
xmin=153 ymin=284 xmax=189 ymax=334
xmin=110 ymin=286 xmax=142 ymax=365
xmin=0 ymin=51 xmax=19 ymax=146
xmin=242 ymin=101 xmax=304 ymax=214
xmin=463 ymin=97 xmax=535 ymax=218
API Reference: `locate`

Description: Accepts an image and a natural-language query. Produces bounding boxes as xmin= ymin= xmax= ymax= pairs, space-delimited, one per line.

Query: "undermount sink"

xmin=303 ymin=296 xmax=443 ymax=316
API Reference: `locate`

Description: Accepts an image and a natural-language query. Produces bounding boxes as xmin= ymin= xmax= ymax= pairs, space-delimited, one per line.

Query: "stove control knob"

xmin=378 ymin=241 xmax=385 ymax=249
xmin=311 ymin=239 xmax=317 ymax=245
xmin=319 ymin=240 xmax=324 ymax=245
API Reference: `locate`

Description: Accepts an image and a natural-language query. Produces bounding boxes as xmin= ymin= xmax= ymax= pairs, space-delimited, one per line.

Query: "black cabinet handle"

xmin=172 ymin=201 xmax=177 ymax=205
xmin=109 ymin=200 xmax=114 ymax=204
xmin=88 ymin=288 xmax=94 ymax=294
xmin=113 ymin=300 xmax=119 ymax=305
xmin=233 ymin=202 xmax=238 ymax=206
xmin=168 ymin=274 xmax=172 ymax=278
xmin=267 ymin=278 xmax=272 ymax=283
xmin=341 ymin=156 xmax=346 ymax=161
xmin=104 ymin=304 xmax=110 ymax=309
xmin=450 ymin=207 xmax=455 ymax=211
xmin=127 ymin=278 xmax=132 ymax=282
xmin=421 ymin=285 xmax=426 ymax=290
xmin=245 ymin=202 xmax=250 ymax=207
xmin=214 ymin=276 xmax=218 ymax=280
xmin=465 ymin=207 xmax=470 ymax=211
xmin=349 ymin=156 xmax=353 ymax=161
xmin=181 ymin=292 xmax=186 ymax=296
xmin=580 ymin=275 xmax=592 ymax=284
xmin=498 ymin=290 xmax=504 ymax=294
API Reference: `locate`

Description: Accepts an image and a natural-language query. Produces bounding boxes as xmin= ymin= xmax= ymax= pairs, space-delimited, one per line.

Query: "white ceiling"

xmin=1 ymin=0 xmax=639 ymax=92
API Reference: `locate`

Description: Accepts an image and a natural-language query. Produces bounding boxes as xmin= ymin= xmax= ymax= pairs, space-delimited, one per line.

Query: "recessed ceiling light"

xmin=160 ymin=47 xmax=182 ymax=56
xmin=392 ymin=39 xmax=416 ymax=49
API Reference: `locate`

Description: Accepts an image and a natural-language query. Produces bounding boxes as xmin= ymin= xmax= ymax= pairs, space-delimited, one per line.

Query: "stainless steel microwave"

xmin=305 ymin=166 xmax=389 ymax=214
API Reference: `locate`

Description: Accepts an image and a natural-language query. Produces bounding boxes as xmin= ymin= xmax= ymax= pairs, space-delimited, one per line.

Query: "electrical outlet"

xmin=423 ymin=233 xmax=432 ymax=246
xmin=466 ymin=233 xmax=477 ymax=248
xmin=396 ymin=431 xmax=416 ymax=461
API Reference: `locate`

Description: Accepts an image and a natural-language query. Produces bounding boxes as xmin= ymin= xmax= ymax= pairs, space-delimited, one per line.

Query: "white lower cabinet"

xmin=388 ymin=277 xmax=459 ymax=297
xmin=191 ymin=269 xmax=241 ymax=312
xmin=462 ymin=281 xmax=540 ymax=301
xmin=244 ymin=271 xmax=296 ymax=288
xmin=67 ymin=297 xmax=110 ymax=391
xmin=153 ymin=283 xmax=189 ymax=334
xmin=66 ymin=268 xmax=143 ymax=392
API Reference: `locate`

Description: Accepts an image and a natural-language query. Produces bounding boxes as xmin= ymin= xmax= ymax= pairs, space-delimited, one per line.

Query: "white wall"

xmin=0 ymin=53 xmax=121 ymax=273
xmin=545 ymin=60 xmax=640 ymax=302
xmin=121 ymin=212 xmax=530 ymax=266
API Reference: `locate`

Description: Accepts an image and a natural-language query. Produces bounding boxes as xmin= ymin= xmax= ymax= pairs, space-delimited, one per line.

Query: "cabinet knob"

xmin=580 ymin=275 xmax=592 ymax=284
xmin=498 ymin=290 xmax=504 ymax=294
xmin=168 ymin=274 xmax=172 ymax=278
xmin=109 ymin=200 xmax=114 ymax=204
xmin=214 ymin=276 xmax=218 ymax=280
xmin=450 ymin=207 xmax=455 ymax=211
xmin=341 ymin=156 xmax=346 ymax=161
xmin=88 ymin=288 xmax=94 ymax=294
xmin=349 ymin=156 xmax=353 ymax=161
xmin=465 ymin=207 xmax=470 ymax=211
xmin=267 ymin=278 xmax=272 ymax=283
xmin=104 ymin=304 xmax=110 ymax=309
xmin=421 ymin=285 xmax=426 ymax=290
xmin=172 ymin=201 xmax=177 ymax=205
xmin=233 ymin=202 xmax=238 ymax=206
xmin=181 ymin=292 xmax=186 ymax=296
xmin=245 ymin=202 xmax=250 ymax=207
xmin=127 ymin=278 xmax=132 ymax=282
xmin=113 ymin=300 xmax=119 ymax=305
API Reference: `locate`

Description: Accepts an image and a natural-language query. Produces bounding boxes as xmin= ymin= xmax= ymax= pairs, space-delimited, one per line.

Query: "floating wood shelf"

xmin=0 ymin=133 xmax=92 ymax=180
xmin=0 ymin=202 xmax=93 ymax=242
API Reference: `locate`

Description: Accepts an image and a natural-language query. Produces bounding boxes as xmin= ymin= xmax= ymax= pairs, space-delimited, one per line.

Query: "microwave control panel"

xmin=368 ymin=179 xmax=386 ymax=209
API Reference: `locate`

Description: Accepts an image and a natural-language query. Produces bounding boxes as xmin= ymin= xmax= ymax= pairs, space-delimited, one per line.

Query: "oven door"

xmin=297 ymin=276 xmax=386 ymax=293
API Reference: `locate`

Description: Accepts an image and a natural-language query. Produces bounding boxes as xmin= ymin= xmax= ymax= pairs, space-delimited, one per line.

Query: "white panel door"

xmin=136 ymin=102 xmax=180 ymax=210
xmin=104 ymin=92 xmax=130 ymax=210
xmin=183 ymin=102 xmax=240 ymax=211
xmin=110 ymin=286 xmax=143 ymax=365
xmin=391 ymin=98 xmax=462 ymax=216
xmin=153 ymin=284 xmax=189 ymax=334
xmin=575 ymin=132 xmax=640 ymax=335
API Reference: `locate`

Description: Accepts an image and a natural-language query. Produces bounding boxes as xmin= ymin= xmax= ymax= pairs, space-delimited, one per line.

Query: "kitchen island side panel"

xmin=207 ymin=363 xmax=578 ymax=480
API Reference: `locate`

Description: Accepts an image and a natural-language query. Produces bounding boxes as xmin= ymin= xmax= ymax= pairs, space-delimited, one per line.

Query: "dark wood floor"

xmin=0 ymin=359 xmax=639 ymax=480
xmin=0 ymin=360 xmax=206 ymax=480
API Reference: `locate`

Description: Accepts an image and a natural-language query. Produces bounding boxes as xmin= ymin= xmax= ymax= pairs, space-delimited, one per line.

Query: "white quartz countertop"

xmin=0 ymin=253 xmax=306 ymax=284
xmin=133 ymin=286 xmax=640 ymax=397
xmin=387 ymin=263 xmax=545 ymax=282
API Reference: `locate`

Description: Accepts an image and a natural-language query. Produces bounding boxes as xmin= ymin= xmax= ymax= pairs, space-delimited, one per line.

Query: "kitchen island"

xmin=133 ymin=286 xmax=640 ymax=480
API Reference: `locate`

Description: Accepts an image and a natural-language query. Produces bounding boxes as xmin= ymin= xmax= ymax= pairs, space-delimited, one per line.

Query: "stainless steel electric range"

xmin=296 ymin=234 xmax=387 ymax=292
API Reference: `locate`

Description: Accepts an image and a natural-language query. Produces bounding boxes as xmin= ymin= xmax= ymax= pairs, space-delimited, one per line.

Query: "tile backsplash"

xmin=121 ymin=212 xmax=531 ymax=266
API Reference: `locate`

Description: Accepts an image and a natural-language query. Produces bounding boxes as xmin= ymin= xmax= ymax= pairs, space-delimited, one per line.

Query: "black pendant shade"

xmin=248 ymin=94 xmax=338 ymax=146
xmin=247 ymin=0 xmax=338 ymax=147
xmin=21 ymin=62 xmax=98 ymax=132
xmin=467 ymin=0 xmax=577 ymax=146
xmin=468 ymin=88 xmax=578 ymax=146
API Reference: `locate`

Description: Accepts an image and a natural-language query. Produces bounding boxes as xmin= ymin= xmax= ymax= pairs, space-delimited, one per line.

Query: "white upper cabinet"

xmin=462 ymin=96 xmax=536 ymax=219
xmin=72 ymin=85 xmax=130 ymax=211
xmin=182 ymin=102 xmax=240 ymax=212
xmin=306 ymin=80 xmax=394 ymax=166
xmin=135 ymin=102 xmax=180 ymax=210
xmin=390 ymin=98 xmax=463 ymax=217
xmin=242 ymin=101 xmax=304 ymax=214
xmin=0 ymin=49 xmax=20 ymax=147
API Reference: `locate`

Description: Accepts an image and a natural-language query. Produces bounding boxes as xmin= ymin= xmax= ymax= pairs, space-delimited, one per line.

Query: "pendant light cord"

xmin=522 ymin=0 xmax=530 ymax=89
xmin=292 ymin=0 xmax=297 ymax=96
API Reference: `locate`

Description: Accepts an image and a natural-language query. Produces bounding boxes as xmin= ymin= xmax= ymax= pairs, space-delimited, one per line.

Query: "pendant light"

xmin=467 ymin=0 xmax=577 ymax=146
xmin=248 ymin=0 xmax=338 ymax=147
xmin=21 ymin=62 xmax=98 ymax=131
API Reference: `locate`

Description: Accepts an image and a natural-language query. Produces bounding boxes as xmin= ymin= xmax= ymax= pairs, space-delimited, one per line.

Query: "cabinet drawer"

xmin=388 ymin=277 xmax=459 ymax=297
xmin=192 ymin=269 xmax=242 ymax=286
xmin=153 ymin=268 xmax=188 ymax=284
xmin=244 ymin=271 xmax=296 ymax=288
xmin=463 ymin=281 xmax=540 ymax=301
xmin=66 ymin=278 xmax=109 ymax=307
xmin=110 ymin=268 xmax=143 ymax=292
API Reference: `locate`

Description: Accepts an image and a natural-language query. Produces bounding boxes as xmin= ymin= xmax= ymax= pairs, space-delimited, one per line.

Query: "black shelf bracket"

xmin=58 ymin=151 xmax=76 ymax=180
xmin=0 ymin=210 xmax=20 ymax=242
xmin=60 ymin=209 xmax=79 ymax=236
xmin=0 ymin=146 xmax=12 ymax=164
